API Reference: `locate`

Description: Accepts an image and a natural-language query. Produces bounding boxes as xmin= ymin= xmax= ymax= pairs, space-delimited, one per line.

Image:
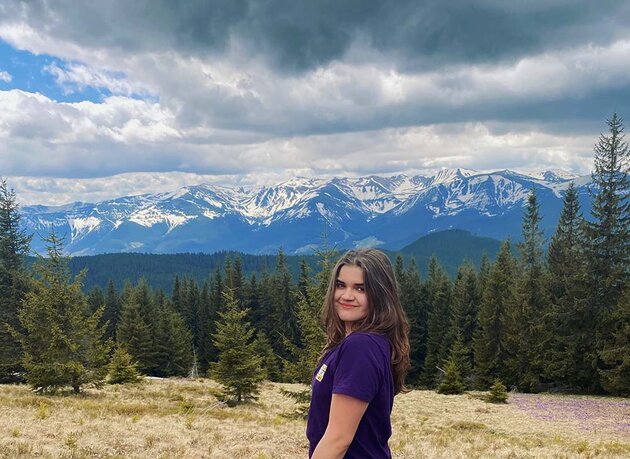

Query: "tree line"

xmin=0 ymin=114 xmax=627 ymax=398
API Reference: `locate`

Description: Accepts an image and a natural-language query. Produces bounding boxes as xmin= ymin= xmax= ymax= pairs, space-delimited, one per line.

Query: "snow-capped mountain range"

xmin=21 ymin=168 xmax=592 ymax=256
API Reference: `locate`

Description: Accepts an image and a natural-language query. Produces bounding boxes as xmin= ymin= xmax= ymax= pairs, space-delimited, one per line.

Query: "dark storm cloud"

xmin=3 ymin=0 xmax=629 ymax=72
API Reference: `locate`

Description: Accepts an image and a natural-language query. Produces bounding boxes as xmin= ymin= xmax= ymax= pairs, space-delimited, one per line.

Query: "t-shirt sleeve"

xmin=332 ymin=334 xmax=384 ymax=403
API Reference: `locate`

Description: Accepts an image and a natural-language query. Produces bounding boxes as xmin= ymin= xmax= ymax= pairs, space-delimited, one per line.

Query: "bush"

xmin=108 ymin=347 xmax=141 ymax=384
xmin=437 ymin=357 xmax=465 ymax=395
xmin=487 ymin=379 xmax=508 ymax=403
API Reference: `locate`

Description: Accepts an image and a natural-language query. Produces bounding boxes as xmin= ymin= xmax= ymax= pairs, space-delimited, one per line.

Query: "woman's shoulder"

xmin=342 ymin=332 xmax=390 ymax=351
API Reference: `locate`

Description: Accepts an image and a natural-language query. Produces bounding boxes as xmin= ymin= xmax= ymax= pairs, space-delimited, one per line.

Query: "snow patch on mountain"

xmin=68 ymin=216 xmax=102 ymax=238
xmin=129 ymin=207 xmax=197 ymax=231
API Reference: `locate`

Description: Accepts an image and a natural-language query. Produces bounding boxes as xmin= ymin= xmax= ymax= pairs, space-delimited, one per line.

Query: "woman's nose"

xmin=341 ymin=289 xmax=354 ymax=300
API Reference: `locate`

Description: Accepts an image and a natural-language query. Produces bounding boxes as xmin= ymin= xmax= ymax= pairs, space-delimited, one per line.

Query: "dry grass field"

xmin=0 ymin=378 xmax=628 ymax=458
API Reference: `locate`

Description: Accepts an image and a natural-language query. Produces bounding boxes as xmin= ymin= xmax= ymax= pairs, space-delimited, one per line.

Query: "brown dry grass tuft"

xmin=0 ymin=379 xmax=627 ymax=458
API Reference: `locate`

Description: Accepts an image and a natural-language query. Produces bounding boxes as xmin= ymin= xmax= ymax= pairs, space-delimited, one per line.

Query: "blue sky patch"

xmin=0 ymin=39 xmax=110 ymax=103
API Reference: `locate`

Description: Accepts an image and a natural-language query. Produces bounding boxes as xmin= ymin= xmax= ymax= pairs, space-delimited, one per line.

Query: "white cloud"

xmin=0 ymin=70 xmax=11 ymax=82
xmin=44 ymin=63 xmax=155 ymax=98
xmin=8 ymin=172 xmax=236 ymax=206
xmin=2 ymin=20 xmax=629 ymax=136
xmin=0 ymin=16 xmax=617 ymax=198
xmin=6 ymin=121 xmax=594 ymax=205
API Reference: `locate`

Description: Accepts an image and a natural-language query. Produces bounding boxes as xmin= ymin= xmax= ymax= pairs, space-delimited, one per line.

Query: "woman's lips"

xmin=338 ymin=302 xmax=357 ymax=308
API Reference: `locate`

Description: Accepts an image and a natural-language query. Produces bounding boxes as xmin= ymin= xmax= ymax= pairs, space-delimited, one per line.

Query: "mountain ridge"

xmin=20 ymin=168 xmax=590 ymax=256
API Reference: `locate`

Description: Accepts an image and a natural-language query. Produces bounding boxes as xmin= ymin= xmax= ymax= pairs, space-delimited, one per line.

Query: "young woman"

xmin=307 ymin=248 xmax=410 ymax=459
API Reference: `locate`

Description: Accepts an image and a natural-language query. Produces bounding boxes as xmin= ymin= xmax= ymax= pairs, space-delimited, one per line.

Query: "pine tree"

xmin=487 ymin=379 xmax=508 ymax=403
xmin=230 ymin=256 xmax=245 ymax=305
xmin=10 ymin=233 xmax=110 ymax=393
xmin=0 ymin=178 xmax=31 ymax=382
xmin=269 ymin=249 xmax=299 ymax=365
xmin=586 ymin=114 xmax=630 ymax=390
xmin=171 ymin=275 xmax=183 ymax=314
xmin=298 ymin=257 xmax=310 ymax=305
xmin=153 ymin=288 xmax=167 ymax=310
xmin=154 ymin=308 xmax=193 ymax=377
xmin=506 ymin=189 xmax=549 ymax=392
xmin=196 ymin=281 xmax=213 ymax=373
xmin=545 ymin=183 xmax=592 ymax=389
xmin=103 ymin=279 xmax=120 ymax=340
xmin=473 ymin=241 xmax=517 ymax=388
xmin=132 ymin=279 xmax=158 ymax=373
xmin=421 ymin=257 xmax=452 ymax=387
xmin=108 ymin=347 xmax=141 ymax=384
xmin=253 ymin=330 xmax=276 ymax=381
xmin=87 ymin=286 xmax=105 ymax=315
xmin=185 ymin=278 xmax=200 ymax=352
xmin=210 ymin=289 xmax=264 ymax=403
xmin=438 ymin=331 xmax=470 ymax=394
xmin=283 ymin=248 xmax=328 ymax=383
xmin=598 ymin=286 xmax=630 ymax=395
xmin=477 ymin=253 xmax=491 ymax=297
xmin=403 ymin=259 xmax=426 ymax=385
xmin=437 ymin=355 xmax=465 ymax=395
xmin=445 ymin=262 xmax=478 ymax=382
xmin=116 ymin=294 xmax=154 ymax=374
xmin=394 ymin=255 xmax=405 ymax=287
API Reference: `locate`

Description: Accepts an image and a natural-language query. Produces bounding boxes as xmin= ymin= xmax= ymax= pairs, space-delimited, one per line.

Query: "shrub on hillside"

xmin=108 ymin=347 xmax=141 ymax=384
xmin=487 ymin=379 xmax=508 ymax=403
xmin=437 ymin=357 xmax=466 ymax=395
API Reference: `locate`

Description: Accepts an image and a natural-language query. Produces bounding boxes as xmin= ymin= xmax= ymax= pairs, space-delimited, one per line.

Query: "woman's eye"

xmin=356 ymin=286 xmax=364 ymax=292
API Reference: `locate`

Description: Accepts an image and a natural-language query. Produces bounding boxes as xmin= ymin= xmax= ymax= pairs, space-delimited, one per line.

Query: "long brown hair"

xmin=321 ymin=248 xmax=410 ymax=394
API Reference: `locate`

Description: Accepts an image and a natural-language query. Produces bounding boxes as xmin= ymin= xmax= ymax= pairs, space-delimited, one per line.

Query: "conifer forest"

xmin=0 ymin=115 xmax=628 ymax=398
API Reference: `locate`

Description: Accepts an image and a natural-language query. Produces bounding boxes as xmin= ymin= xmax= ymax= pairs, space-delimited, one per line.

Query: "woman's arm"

xmin=311 ymin=393 xmax=369 ymax=459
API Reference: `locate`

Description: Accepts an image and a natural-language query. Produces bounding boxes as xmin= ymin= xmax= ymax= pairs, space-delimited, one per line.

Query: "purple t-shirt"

xmin=306 ymin=332 xmax=394 ymax=458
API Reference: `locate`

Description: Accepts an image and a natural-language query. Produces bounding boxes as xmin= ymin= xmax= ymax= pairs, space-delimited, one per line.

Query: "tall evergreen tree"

xmin=402 ymin=259 xmax=426 ymax=385
xmin=116 ymin=292 xmax=154 ymax=374
xmin=283 ymin=248 xmax=328 ymax=383
xmin=153 ymin=288 xmax=167 ymax=309
xmin=598 ymin=286 xmax=630 ymax=395
xmin=0 ymin=178 xmax=31 ymax=382
xmin=154 ymin=307 xmax=193 ymax=377
xmin=298 ymin=257 xmax=311 ymax=305
xmin=421 ymin=257 xmax=452 ymax=387
xmin=444 ymin=262 xmax=478 ymax=385
xmin=474 ymin=241 xmax=517 ymax=388
xmin=210 ymin=289 xmax=264 ymax=403
xmin=477 ymin=253 xmax=491 ymax=298
xmin=545 ymin=183 xmax=592 ymax=389
xmin=269 ymin=249 xmax=299 ymax=364
xmin=230 ymin=256 xmax=245 ymax=304
xmin=171 ymin=275 xmax=183 ymax=315
xmin=185 ymin=278 xmax=200 ymax=351
xmin=10 ymin=233 xmax=110 ymax=393
xmin=586 ymin=114 xmax=630 ymax=389
xmin=103 ymin=279 xmax=120 ymax=340
xmin=506 ymin=189 xmax=549 ymax=391
xmin=87 ymin=286 xmax=105 ymax=315
xmin=253 ymin=330 xmax=276 ymax=381
xmin=196 ymin=281 xmax=213 ymax=372
xmin=438 ymin=332 xmax=469 ymax=395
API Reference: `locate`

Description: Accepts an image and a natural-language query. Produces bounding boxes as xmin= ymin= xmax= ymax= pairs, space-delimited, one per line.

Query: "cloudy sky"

xmin=1 ymin=0 xmax=629 ymax=205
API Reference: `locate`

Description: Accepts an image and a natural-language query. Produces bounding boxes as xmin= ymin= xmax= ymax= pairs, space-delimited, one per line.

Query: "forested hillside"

xmin=23 ymin=229 xmax=501 ymax=293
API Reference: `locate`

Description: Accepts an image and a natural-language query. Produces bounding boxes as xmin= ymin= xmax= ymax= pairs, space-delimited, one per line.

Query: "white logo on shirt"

xmin=315 ymin=364 xmax=328 ymax=382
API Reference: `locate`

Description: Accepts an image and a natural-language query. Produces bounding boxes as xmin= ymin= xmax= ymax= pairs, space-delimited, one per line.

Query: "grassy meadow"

xmin=0 ymin=378 xmax=628 ymax=459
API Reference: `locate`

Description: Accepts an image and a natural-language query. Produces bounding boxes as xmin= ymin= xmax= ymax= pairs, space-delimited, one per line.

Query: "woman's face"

xmin=334 ymin=264 xmax=370 ymax=334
